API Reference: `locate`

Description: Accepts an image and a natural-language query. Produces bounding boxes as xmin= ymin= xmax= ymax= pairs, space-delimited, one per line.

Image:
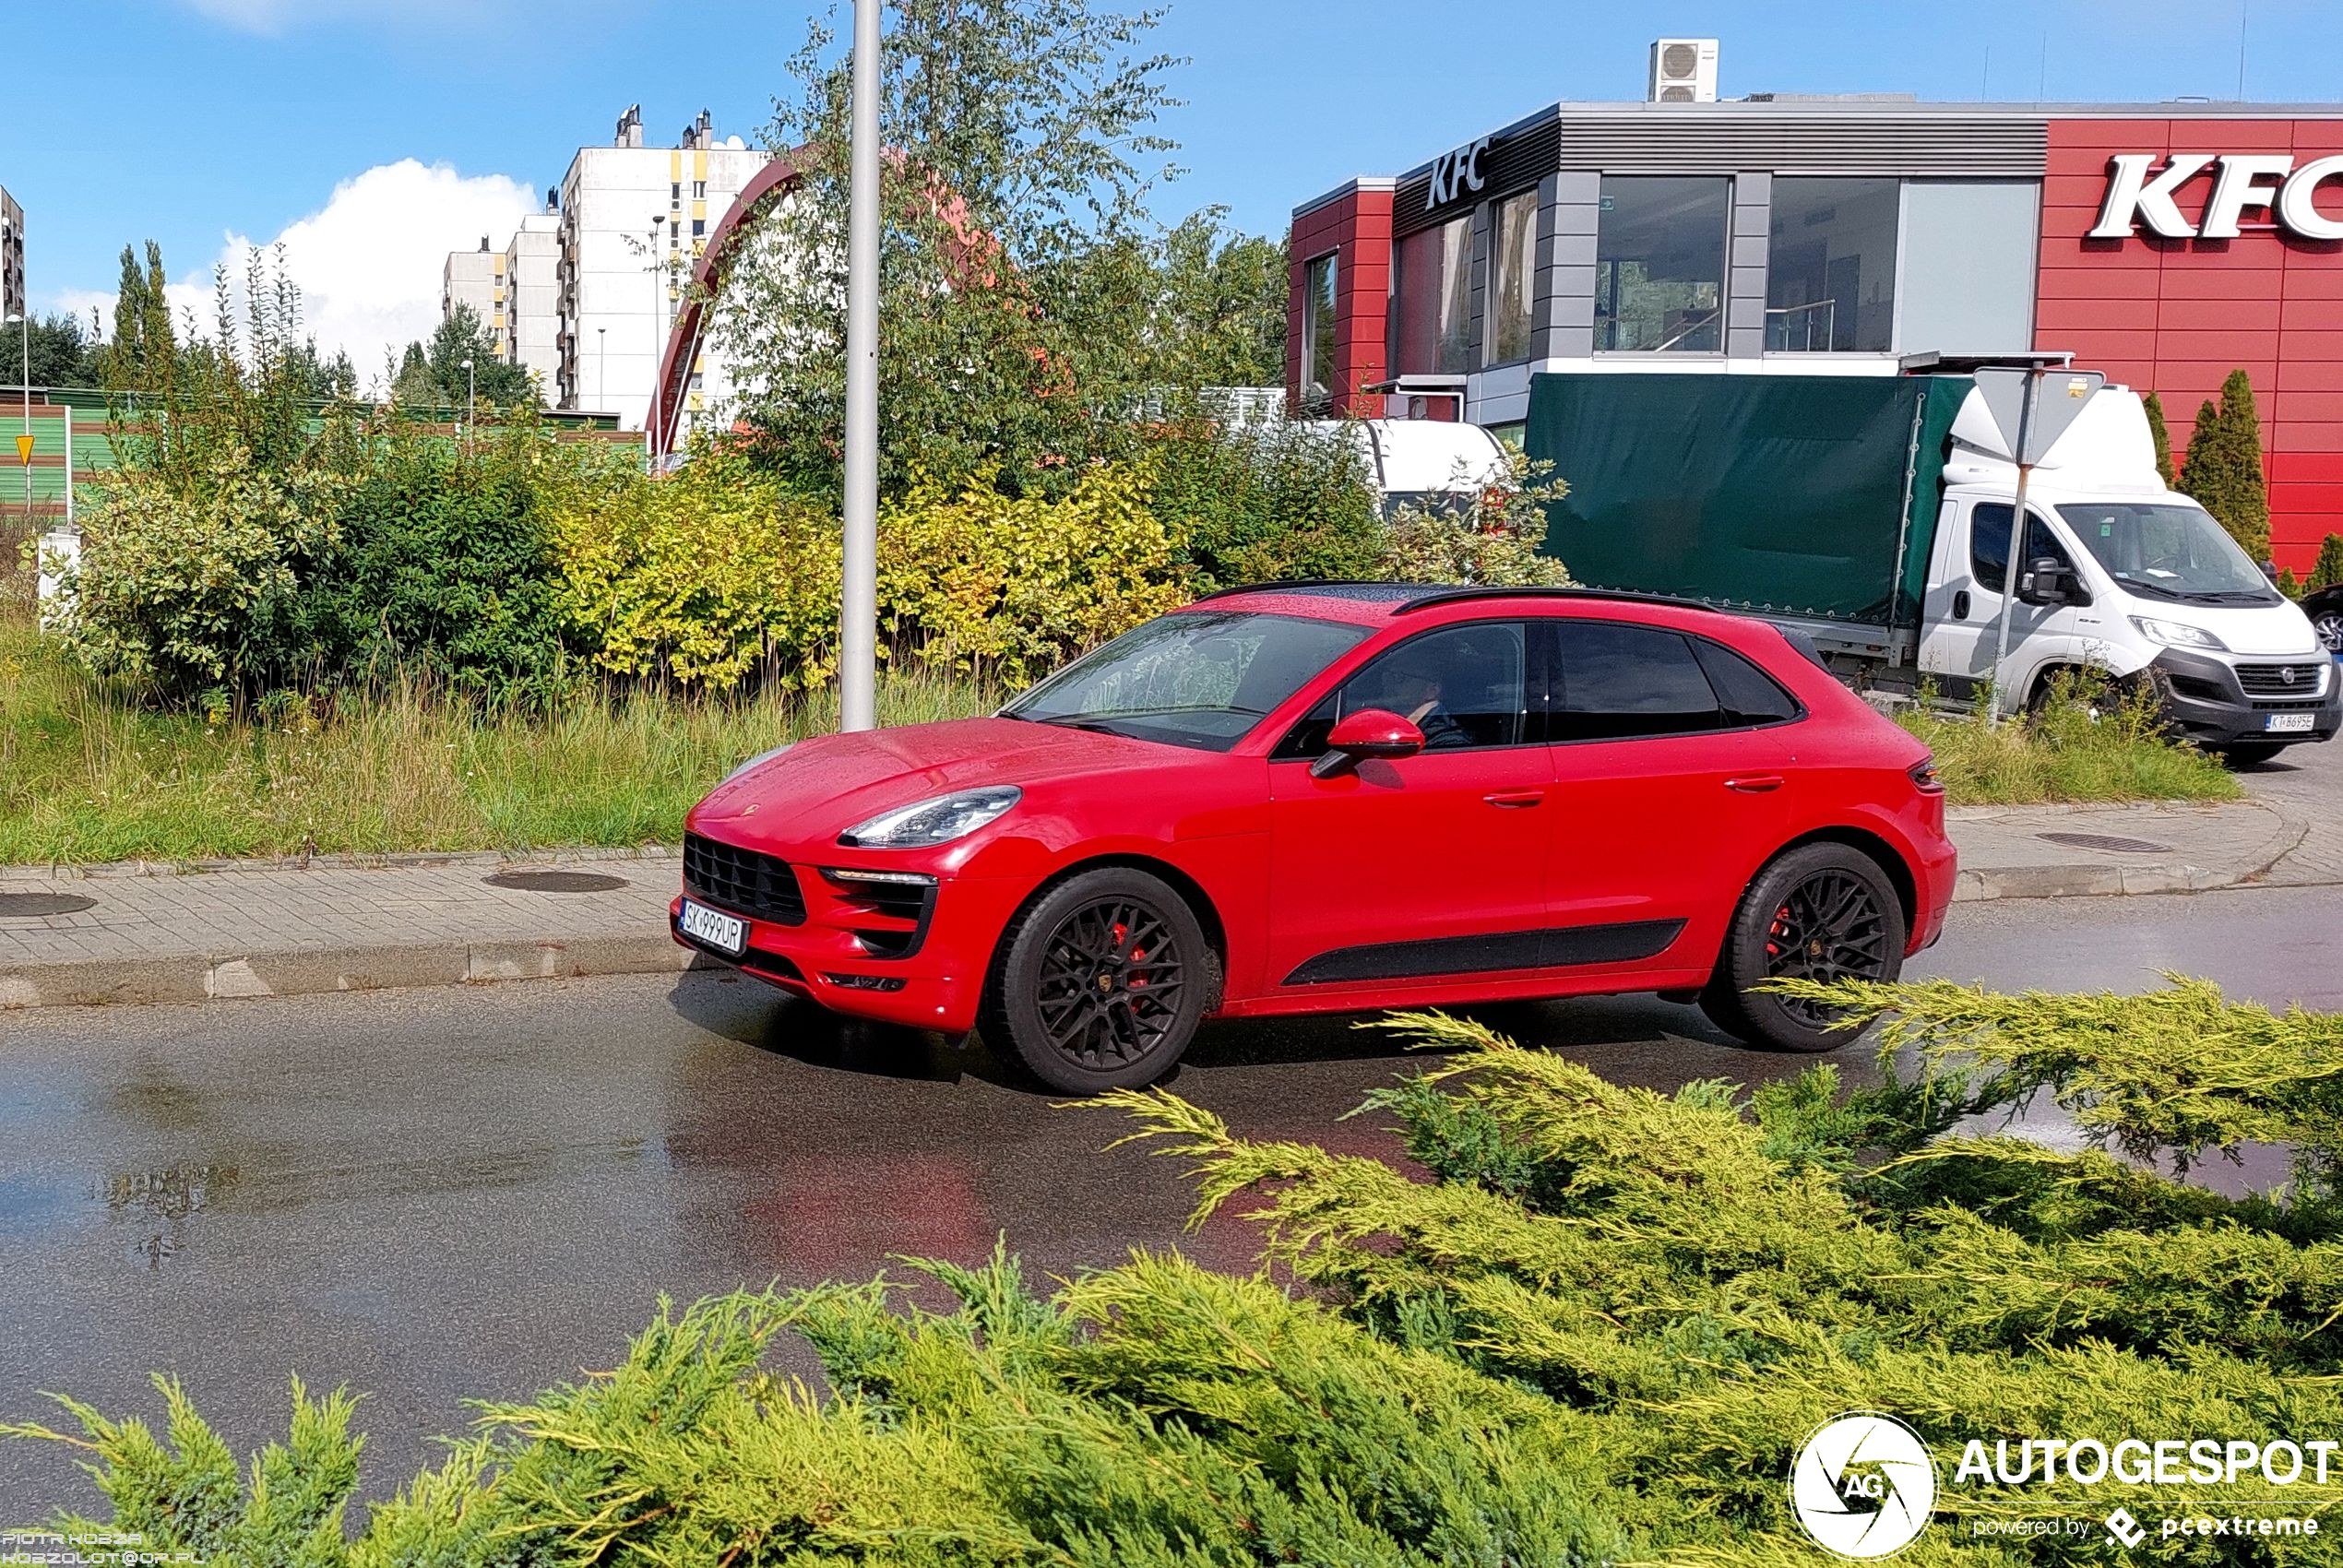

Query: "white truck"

xmin=1525 ymin=369 xmax=2337 ymax=763
xmin=1305 ymin=419 xmax=1514 ymax=518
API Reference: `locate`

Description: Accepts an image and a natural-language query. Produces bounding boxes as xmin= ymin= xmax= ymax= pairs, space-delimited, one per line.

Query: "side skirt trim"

xmin=1282 ymin=919 xmax=1687 ymax=987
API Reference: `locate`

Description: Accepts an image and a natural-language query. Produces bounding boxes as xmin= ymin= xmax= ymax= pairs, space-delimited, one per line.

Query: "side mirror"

xmin=2018 ymin=555 xmax=2087 ymax=608
xmin=1310 ymin=707 xmax=1425 ymax=778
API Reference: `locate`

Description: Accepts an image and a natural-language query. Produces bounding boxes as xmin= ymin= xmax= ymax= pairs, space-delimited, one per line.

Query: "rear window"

xmin=1691 ymin=639 xmax=1801 ymax=726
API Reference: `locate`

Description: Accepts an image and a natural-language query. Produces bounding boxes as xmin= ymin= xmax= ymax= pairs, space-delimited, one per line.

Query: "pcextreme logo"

xmin=1790 ymin=1413 xmax=1939 ymax=1559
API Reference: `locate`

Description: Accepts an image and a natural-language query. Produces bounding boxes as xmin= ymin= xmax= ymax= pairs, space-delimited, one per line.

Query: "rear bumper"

xmin=2151 ymin=649 xmax=2339 ymax=747
xmin=670 ymin=872 xmax=1029 ymax=1033
xmin=1909 ymin=827 xmax=1957 ymax=953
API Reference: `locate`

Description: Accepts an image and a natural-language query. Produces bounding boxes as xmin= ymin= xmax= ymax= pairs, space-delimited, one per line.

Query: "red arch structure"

xmin=648 ymin=148 xmax=1002 ymax=460
xmin=649 ymin=150 xmax=807 ymax=460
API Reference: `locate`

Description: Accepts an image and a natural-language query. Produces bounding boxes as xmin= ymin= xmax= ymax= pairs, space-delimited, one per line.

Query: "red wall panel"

xmin=1286 ymin=184 xmax=1394 ymax=418
xmin=2040 ymin=118 xmax=2343 ymax=569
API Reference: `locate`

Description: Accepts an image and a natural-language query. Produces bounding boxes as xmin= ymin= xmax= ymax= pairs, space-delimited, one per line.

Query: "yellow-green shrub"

xmin=547 ymin=443 xmax=841 ymax=690
xmin=879 ymin=462 xmax=1193 ymax=682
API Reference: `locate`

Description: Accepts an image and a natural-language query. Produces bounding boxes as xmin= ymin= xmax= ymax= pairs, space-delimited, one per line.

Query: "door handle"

xmin=1481 ymin=789 xmax=1545 ymax=808
xmin=1724 ymin=775 xmax=1785 ymax=793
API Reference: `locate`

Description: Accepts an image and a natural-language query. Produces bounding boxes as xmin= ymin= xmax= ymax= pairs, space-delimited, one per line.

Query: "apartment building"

xmin=502 ymin=207 xmax=561 ymax=395
xmin=1 ymin=187 xmax=24 ymax=323
xmin=553 ymin=104 xmax=769 ymax=434
xmin=441 ymin=239 xmax=500 ymax=347
xmin=440 ymin=106 xmax=769 ymax=431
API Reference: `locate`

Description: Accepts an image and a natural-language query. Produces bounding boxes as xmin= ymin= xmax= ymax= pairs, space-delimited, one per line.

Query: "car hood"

xmin=692 ymin=716 xmax=1172 ymax=842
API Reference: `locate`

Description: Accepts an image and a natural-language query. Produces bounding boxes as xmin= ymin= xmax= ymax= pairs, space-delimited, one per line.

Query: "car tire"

xmin=2213 ymin=742 xmax=2287 ymax=767
xmin=2313 ymin=609 xmax=2343 ymax=657
xmin=1699 ymin=843 xmax=1908 ymax=1054
xmin=980 ymin=867 xmax=1217 ymax=1094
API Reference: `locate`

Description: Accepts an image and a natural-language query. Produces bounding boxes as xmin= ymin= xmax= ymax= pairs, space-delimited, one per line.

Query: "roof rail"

xmin=1185 ymin=579 xmax=1419 ymax=603
xmin=1390 ymin=585 xmax=1719 ymax=616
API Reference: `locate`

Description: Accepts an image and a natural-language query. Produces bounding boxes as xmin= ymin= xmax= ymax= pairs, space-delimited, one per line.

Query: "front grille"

xmin=684 ymin=833 xmax=805 ymax=925
xmin=2235 ymin=662 xmax=2329 ymax=699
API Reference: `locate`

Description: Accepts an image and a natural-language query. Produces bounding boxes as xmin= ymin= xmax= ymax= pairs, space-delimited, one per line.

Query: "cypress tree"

xmin=2311 ymin=532 xmax=2343 ymax=591
xmin=2179 ymin=380 xmax=2273 ymax=563
xmin=2142 ymin=390 xmax=2177 ymax=487
xmin=104 ymin=245 xmax=146 ymax=392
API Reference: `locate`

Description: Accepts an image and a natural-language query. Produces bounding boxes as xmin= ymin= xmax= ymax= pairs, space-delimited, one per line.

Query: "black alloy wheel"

xmin=982 ymin=867 xmax=1216 ymax=1093
xmin=1700 ymin=842 xmax=1908 ymax=1053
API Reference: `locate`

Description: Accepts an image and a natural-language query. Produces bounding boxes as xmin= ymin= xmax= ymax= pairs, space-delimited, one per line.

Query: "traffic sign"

xmin=13 ymin=434 xmax=30 ymax=466
xmin=1972 ymin=367 xmax=2105 ymax=465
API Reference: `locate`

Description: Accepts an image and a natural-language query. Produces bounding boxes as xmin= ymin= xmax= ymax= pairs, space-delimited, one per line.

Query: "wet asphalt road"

xmin=2 ymin=883 xmax=2340 ymax=1515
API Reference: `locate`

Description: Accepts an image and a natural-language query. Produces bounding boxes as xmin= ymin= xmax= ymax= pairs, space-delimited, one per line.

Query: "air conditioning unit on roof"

xmin=1648 ymin=38 xmax=1719 ymax=103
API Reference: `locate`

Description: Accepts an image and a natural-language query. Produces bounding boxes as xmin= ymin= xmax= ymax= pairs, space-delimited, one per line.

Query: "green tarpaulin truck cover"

xmin=1525 ymin=372 xmax=1971 ymax=633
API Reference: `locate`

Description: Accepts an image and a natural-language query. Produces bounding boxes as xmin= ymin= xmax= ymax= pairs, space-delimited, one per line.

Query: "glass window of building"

xmin=1488 ymin=190 xmax=1538 ymax=365
xmin=1766 ymin=178 xmax=1899 ymax=352
xmin=1594 ymin=176 xmax=1729 ymax=353
xmin=1391 ymin=216 xmax=1474 ymax=375
xmin=1302 ymin=252 xmax=1338 ymax=406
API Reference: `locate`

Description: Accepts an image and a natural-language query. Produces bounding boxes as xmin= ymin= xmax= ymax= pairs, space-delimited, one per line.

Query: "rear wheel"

xmin=2313 ymin=608 xmax=2343 ymax=657
xmin=980 ymin=868 xmax=1215 ymax=1094
xmin=1700 ymin=843 xmax=1907 ymax=1053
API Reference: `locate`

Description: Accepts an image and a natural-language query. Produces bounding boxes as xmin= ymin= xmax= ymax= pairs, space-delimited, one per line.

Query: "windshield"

xmin=2058 ymin=502 xmax=2278 ymax=604
xmin=1003 ymin=611 xmax=1371 ymax=752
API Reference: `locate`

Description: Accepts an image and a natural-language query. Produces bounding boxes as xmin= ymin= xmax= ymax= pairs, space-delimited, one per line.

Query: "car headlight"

xmin=720 ymin=742 xmax=793 ymax=786
xmin=2129 ymin=616 xmax=2227 ymax=652
xmin=838 ymin=786 xmax=1021 ymax=849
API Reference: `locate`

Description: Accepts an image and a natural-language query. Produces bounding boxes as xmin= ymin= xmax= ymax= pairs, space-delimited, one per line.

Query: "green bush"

xmin=2311 ymin=532 xmax=2343 ymax=593
xmin=1144 ymin=414 xmax=1384 ymax=588
xmin=15 ymin=983 xmax=2341 ymax=1562
xmin=1378 ymin=448 xmax=1574 ymax=587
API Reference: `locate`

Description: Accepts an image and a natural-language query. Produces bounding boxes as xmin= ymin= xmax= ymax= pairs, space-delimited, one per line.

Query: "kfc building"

xmin=1288 ymin=51 xmax=2343 ymax=569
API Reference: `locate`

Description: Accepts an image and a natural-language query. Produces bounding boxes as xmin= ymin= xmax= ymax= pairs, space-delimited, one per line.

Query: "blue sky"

xmin=6 ymin=0 xmax=2337 ymax=374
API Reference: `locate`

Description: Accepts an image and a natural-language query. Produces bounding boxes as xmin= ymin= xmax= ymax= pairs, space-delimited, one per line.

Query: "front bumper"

xmin=2150 ymin=649 xmax=2340 ymax=747
xmin=670 ymin=866 xmax=1028 ymax=1033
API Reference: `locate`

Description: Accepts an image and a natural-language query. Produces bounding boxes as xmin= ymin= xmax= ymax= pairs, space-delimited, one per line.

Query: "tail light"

xmin=1909 ymin=757 xmax=1944 ymax=795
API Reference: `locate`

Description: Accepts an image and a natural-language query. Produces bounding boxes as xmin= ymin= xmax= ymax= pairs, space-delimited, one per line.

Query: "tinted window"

xmin=1274 ymin=623 xmax=1528 ymax=757
xmin=1969 ymin=504 xmax=2073 ymax=591
xmin=1691 ymin=638 xmax=1801 ymax=725
xmin=1552 ymin=623 xmax=1723 ymax=741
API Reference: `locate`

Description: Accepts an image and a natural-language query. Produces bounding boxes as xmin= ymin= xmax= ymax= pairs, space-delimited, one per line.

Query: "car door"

xmin=1544 ymin=619 xmax=1799 ymax=974
xmin=1919 ymin=500 xmax=2076 ymax=701
xmin=1266 ymin=620 xmax=1552 ymax=991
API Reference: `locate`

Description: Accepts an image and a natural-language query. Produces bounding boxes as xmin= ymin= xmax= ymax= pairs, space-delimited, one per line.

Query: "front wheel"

xmin=1700 ymin=843 xmax=1908 ymax=1053
xmin=981 ymin=868 xmax=1216 ymax=1094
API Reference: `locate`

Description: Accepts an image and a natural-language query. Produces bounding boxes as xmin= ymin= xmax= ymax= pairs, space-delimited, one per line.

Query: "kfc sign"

xmin=2092 ymin=153 xmax=2343 ymax=241
xmin=1425 ymin=136 xmax=1491 ymax=211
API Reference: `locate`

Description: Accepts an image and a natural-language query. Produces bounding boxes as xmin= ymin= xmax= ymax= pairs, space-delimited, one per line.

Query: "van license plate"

xmin=679 ymin=897 xmax=746 ymax=956
xmin=2265 ymin=712 xmax=2317 ymax=734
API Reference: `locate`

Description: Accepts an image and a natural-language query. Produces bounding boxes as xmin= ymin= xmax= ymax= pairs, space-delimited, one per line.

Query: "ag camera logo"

xmin=1790 ymin=1413 xmax=1938 ymax=1559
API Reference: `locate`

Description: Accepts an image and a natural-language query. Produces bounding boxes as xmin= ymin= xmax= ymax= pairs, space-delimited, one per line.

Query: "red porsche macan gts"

xmin=672 ymin=583 xmax=1956 ymax=1093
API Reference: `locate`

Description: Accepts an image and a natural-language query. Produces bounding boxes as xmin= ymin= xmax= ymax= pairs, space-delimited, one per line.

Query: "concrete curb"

xmin=1945 ymin=798 xmax=2313 ymax=902
xmin=0 ymin=843 xmax=677 ymax=884
xmin=0 ymin=934 xmax=692 ymax=1011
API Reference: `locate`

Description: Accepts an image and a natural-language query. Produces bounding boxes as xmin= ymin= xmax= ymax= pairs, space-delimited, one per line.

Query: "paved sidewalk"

xmin=1 ymin=793 xmax=2333 ymax=1013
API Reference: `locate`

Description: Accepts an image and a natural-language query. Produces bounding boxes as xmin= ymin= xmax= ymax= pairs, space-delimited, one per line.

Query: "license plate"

xmin=2266 ymin=712 xmax=2317 ymax=733
xmin=678 ymin=897 xmax=746 ymax=956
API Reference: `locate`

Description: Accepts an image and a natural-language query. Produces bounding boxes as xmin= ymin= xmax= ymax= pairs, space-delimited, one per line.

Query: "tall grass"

xmin=0 ymin=621 xmax=993 ymax=865
xmin=1895 ymin=671 xmax=2242 ymax=806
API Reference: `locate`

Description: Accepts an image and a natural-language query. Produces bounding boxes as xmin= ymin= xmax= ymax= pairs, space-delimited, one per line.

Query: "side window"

xmin=1552 ymin=622 xmax=1724 ymax=742
xmin=1970 ymin=505 xmax=2072 ymax=591
xmin=1690 ymin=638 xmax=1802 ymax=726
xmin=1272 ymin=623 xmax=1528 ymax=757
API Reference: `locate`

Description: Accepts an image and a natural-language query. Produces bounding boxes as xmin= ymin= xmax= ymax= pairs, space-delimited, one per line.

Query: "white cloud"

xmin=54 ymin=160 xmax=536 ymax=388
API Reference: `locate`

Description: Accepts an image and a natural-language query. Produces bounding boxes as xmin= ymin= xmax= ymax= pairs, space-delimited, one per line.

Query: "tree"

xmin=719 ymin=0 xmax=1195 ymax=495
xmin=1146 ymin=213 xmax=1287 ymax=389
xmin=2179 ymin=369 xmax=2271 ymax=563
xmin=2310 ymin=532 xmax=2343 ymax=592
xmin=11 ymin=312 xmax=104 ymax=388
xmin=102 ymin=240 xmax=179 ymax=394
xmin=2142 ymin=389 xmax=2176 ymax=487
xmin=389 ymin=303 xmax=537 ymax=410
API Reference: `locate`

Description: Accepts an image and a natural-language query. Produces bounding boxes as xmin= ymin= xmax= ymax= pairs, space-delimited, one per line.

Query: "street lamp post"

xmin=646 ymin=216 xmax=666 ymax=464
xmin=838 ymin=0 xmax=881 ymax=733
xmin=459 ymin=356 xmax=475 ymax=455
xmin=596 ymin=327 xmax=606 ymax=417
